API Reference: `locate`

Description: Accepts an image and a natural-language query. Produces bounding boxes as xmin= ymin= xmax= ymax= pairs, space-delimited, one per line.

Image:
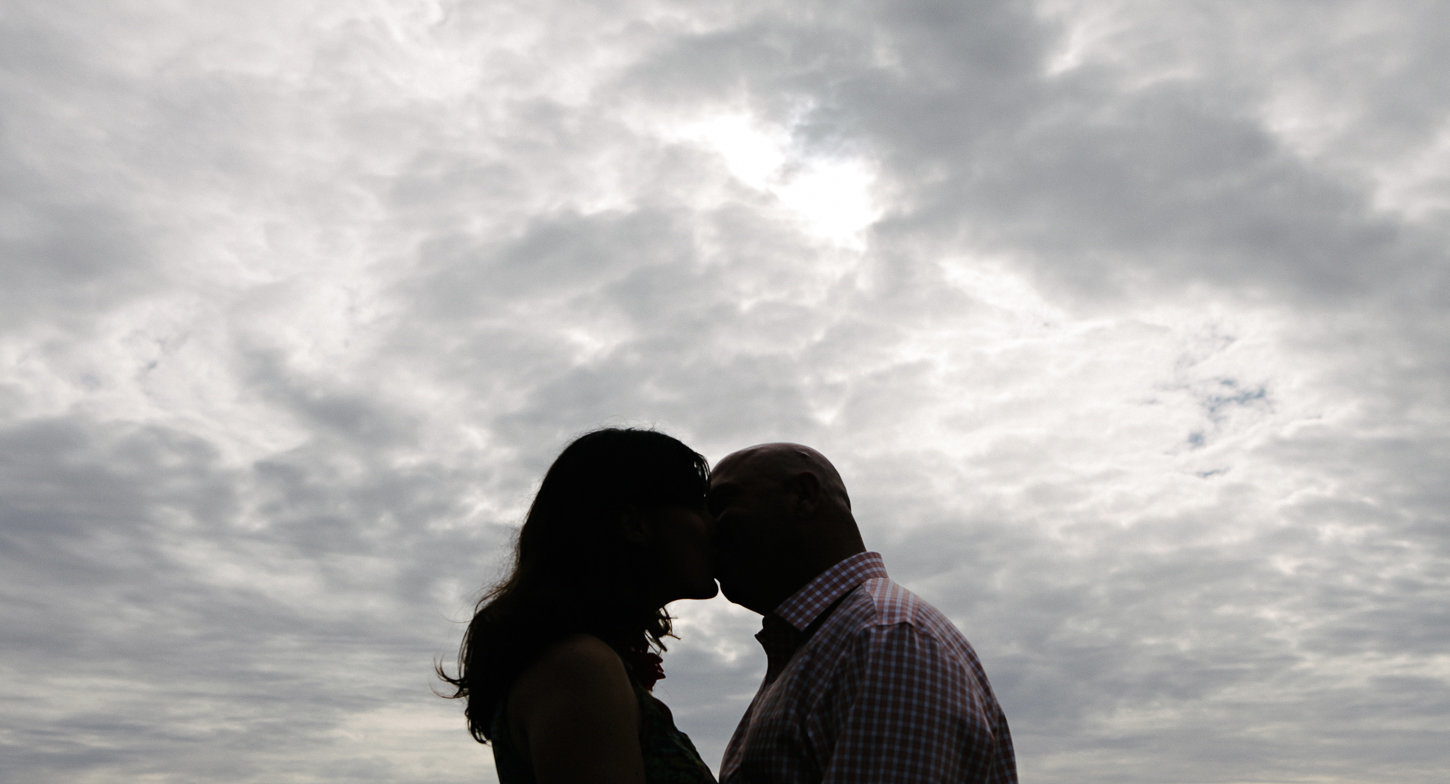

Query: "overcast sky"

xmin=3 ymin=1 xmax=1448 ymax=782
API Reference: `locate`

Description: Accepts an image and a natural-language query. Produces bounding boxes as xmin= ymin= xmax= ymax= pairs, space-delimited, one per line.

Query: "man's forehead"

xmin=708 ymin=476 xmax=737 ymax=492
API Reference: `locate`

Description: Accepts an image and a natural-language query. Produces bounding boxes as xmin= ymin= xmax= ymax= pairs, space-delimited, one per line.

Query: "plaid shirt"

xmin=720 ymin=552 xmax=1017 ymax=784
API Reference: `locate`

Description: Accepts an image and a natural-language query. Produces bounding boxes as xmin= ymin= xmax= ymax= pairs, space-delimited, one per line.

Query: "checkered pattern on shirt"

xmin=721 ymin=552 xmax=1017 ymax=784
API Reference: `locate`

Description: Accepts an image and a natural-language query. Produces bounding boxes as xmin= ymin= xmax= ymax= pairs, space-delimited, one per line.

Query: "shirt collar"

xmin=770 ymin=551 xmax=887 ymax=632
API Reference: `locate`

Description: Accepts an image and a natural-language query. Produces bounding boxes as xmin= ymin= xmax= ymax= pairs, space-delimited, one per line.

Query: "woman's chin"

xmin=685 ymin=580 xmax=721 ymax=601
xmin=660 ymin=579 xmax=720 ymax=605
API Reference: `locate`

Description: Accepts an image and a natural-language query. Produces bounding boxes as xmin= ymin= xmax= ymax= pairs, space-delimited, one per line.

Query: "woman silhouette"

xmin=439 ymin=427 xmax=718 ymax=783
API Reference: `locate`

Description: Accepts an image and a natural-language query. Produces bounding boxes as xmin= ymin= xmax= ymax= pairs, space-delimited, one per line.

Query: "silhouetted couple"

xmin=439 ymin=428 xmax=1017 ymax=783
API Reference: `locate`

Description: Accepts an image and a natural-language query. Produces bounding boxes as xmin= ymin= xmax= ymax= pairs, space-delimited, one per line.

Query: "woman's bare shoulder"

xmin=543 ymin=633 xmax=623 ymax=666
xmin=510 ymin=633 xmax=633 ymax=713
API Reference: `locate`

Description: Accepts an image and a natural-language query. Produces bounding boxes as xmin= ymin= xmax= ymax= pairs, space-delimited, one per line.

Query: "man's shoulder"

xmin=835 ymin=576 xmax=937 ymax=628
xmin=839 ymin=577 xmax=975 ymax=647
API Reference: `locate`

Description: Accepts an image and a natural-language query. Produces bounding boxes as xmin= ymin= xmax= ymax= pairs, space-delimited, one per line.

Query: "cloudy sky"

xmin=3 ymin=1 xmax=1448 ymax=782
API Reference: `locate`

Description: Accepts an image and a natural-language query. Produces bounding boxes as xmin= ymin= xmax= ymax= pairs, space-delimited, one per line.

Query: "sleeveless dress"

xmin=490 ymin=681 xmax=717 ymax=784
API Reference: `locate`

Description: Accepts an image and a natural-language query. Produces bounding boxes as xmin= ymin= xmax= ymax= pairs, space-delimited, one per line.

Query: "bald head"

xmin=710 ymin=443 xmax=865 ymax=614
xmin=714 ymin=442 xmax=852 ymax=511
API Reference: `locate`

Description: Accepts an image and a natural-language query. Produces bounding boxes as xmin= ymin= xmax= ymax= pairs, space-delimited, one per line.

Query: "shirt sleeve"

xmin=818 ymin=622 xmax=1012 ymax=784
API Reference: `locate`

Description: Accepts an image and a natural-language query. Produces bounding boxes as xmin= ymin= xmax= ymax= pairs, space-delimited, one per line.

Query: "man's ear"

xmin=619 ymin=505 xmax=651 ymax=545
xmin=788 ymin=471 xmax=823 ymax=517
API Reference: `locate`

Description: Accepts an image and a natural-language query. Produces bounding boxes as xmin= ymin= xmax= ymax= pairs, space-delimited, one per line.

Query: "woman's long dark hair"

xmin=437 ymin=427 xmax=710 ymax=743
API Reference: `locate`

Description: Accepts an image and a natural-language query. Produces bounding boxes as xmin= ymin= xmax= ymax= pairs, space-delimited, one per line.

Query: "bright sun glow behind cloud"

xmin=678 ymin=113 xmax=881 ymax=249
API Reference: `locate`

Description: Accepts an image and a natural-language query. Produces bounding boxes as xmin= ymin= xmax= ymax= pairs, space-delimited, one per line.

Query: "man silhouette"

xmin=710 ymin=443 xmax=1017 ymax=784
